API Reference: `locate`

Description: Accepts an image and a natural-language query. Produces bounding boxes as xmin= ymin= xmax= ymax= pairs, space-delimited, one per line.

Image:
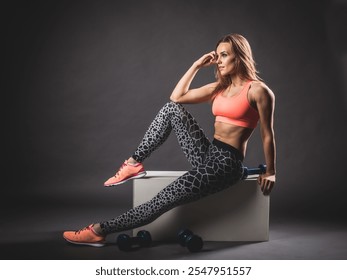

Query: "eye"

xmin=221 ymin=53 xmax=227 ymax=58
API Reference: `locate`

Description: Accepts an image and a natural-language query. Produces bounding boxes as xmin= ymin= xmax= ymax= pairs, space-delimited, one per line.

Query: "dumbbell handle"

xmin=130 ymin=234 xmax=151 ymax=246
xmin=117 ymin=231 xmax=152 ymax=251
xmin=130 ymin=237 xmax=142 ymax=243
xmin=242 ymin=164 xmax=266 ymax=179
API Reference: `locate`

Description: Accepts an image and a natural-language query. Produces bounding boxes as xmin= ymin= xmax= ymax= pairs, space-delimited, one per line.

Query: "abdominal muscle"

xmin=213 ymin=121 xmax=254 ymax=158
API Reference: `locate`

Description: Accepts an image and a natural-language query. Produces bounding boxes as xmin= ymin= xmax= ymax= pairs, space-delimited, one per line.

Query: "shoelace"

xmin=114 ymin=162 xmax=127 ymax=178
xmin=75 ymin=225 xmax=92 ymax=235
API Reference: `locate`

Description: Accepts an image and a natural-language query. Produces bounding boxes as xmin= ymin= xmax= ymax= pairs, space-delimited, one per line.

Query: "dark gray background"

xmin=3 ymin=0 xmax=347 ymax=253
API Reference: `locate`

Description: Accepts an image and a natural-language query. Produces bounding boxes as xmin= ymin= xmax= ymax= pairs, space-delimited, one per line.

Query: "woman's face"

xmin=216 ymin=42 xmax=236 ymax=76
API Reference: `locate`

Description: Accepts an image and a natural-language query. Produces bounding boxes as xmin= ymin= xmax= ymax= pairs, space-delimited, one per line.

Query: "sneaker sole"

xmin=104 ymin=171 xmax=147 ymax=187
xmin=64 ymin=238 xmax=105 ymax=247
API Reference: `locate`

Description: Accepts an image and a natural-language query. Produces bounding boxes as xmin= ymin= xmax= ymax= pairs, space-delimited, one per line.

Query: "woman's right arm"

xmin=170 ymin=51 xmax=218 ymax=104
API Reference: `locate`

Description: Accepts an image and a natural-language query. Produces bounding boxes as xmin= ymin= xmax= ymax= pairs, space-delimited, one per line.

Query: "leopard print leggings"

xmin=99 ymin=101 xmax=244 ymax=234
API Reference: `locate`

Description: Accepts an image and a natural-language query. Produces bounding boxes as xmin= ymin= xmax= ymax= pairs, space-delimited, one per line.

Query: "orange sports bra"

xmin=212 ymin=81 xmax=259 ymax=129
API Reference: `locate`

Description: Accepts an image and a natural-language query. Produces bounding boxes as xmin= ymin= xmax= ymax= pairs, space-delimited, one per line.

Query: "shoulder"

xmin=203 ymin=81 xmax=219 ymax=91
xmin=201 ymin=81 xmax=220 ymax=99
xmin=249 ymin=81 xmax=275 ymax=103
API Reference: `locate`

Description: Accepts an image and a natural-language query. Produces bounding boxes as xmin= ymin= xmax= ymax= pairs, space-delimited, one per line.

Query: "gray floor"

xmin=1 ymin=200 xmax=346 ymax=260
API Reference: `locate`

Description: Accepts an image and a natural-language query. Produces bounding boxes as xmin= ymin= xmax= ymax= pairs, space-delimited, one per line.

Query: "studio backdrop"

xmin=4 ymin=0 xmax=347 ymax=221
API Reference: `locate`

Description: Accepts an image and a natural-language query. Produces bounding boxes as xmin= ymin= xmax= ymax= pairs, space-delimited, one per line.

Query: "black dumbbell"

xmin=242 ymin=164 xmax=266 ymax=179
xmin=178 ymin=229 xmax=203 ymax=253
xmin=117 ymin=230 xmax=152 ymax=251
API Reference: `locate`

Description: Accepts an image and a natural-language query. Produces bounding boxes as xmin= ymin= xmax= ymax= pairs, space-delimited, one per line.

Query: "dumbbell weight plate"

xmin=186 ymin=235 xmax=203 ymax=253
xmin=117 ymin=233 xmax=131 ymax=251
xmin=177 ymin=229 xmax=193 ymax=246
xmin=137 ymin=230 xmax=152 ymax=247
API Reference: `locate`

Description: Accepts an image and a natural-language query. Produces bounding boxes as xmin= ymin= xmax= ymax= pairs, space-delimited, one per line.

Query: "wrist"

xmin=265 ymin=170 xmax=276 ymax=176
xmin=192 ymin=61 xmax=202 ymax=70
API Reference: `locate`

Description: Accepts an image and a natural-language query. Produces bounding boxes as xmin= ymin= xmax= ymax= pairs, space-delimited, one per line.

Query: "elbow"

xmin=170 ymin=95 xmax=178 ymax=103
xmin=170 ymin=90 xmax=189 ymax=103
xmin=170 ymin=94 xmax=182 ymax=103
xmin=262 ymin=132 xmax=275 ymax=145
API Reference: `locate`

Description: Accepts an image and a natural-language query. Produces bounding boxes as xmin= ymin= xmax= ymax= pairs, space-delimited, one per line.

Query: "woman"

xmin=63 ymin=33 xmax=276 ymax=247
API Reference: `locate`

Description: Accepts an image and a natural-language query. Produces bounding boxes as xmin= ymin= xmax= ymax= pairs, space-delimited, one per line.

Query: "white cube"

xmin=133 ymin=171 xmax=269 ymax=241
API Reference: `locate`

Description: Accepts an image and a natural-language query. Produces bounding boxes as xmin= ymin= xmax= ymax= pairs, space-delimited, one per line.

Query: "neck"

xmin=230 ymin=75 xmax=246 ymax=87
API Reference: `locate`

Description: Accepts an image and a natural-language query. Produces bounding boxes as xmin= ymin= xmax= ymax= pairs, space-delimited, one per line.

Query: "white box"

xmin=133 ymin=171 xmax=269 ymax=241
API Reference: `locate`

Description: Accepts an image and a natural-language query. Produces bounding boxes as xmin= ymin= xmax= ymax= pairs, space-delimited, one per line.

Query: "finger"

xmin=258 ymin=176 xmax=265 ymax=193
xmin=203 ymin=54 xmax=214 ymax=64
xmin=257 ymin=175 xmax=262 ymax=185
xmin=208 ymin=52 xmax=217 ymax=62
xmin=261 ymin=178 xmax=269 ymax=194
xmin=260 ymin=181 xmax=265 ymax=194
xmin=264 ymin=187 xmax=271 ymax=196
xmin=264 ymin=181 xmax=274 ymax=196
xmin=263 ymin=182 xmax=269 ymax=195
xmin=263 ymin=182 xmax=267 ymax=194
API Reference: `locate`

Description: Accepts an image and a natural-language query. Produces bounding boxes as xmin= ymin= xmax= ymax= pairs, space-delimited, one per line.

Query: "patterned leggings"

xmin=99 ymin=101 xmax=244 ymax=234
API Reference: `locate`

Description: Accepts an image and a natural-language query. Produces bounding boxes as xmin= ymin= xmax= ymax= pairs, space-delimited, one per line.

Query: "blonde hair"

xmin=213 ymin=34 xmax=261 ymax=95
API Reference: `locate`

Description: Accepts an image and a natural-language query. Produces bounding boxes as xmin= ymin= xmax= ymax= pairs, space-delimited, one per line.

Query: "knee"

xmin=161 ymin=101 xmax=184 ymax=115
xmin=166 ymin=100 xmax=182 ymax=108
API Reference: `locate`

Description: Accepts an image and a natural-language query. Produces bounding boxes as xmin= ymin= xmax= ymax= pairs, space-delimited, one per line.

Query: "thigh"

xmin=153 ymin=148 xmax=243 ymax=210
xmin=168 ymin=102 xmax=211 ymax=168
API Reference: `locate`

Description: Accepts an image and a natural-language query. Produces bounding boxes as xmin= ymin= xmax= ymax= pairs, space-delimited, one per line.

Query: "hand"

xmin=257 ymin=173 xmax=275 ymax=196
xmin=194 ymin=51 xmax=217 ymax=68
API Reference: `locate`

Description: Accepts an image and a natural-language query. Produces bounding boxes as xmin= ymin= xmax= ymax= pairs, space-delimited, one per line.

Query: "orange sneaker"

xmin=104 ymin=160 xmax=146 ymax=187
xmin=63 ymin=224 xmax=106 ymax=247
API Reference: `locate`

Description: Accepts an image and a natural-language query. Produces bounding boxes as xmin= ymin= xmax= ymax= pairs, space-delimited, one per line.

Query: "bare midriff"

xmin=214 ymin=121 xmax=254 ymax=158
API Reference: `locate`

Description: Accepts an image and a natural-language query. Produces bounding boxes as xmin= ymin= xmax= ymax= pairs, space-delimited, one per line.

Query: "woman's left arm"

xmin=252 ymin=83 xmax=276 ymax=195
